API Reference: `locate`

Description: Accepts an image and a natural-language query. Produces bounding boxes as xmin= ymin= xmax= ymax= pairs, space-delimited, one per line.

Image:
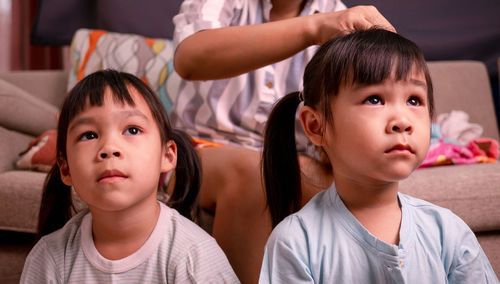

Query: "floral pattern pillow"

xmin=68 ymin=29 xmax=180 ymax=113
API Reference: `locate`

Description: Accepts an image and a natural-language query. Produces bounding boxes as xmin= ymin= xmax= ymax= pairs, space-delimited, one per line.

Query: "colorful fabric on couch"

xmin=68 ymin=29 xmax=179 ymax=113
xmin=420 ymin=137 xmax=499 ymax=168
xmin=419 ymin=119 xmax=499 ymax=168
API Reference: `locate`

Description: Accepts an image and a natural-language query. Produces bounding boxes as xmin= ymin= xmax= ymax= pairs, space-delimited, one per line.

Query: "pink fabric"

xmin=420 ymin=138 xmax=499 ymax=168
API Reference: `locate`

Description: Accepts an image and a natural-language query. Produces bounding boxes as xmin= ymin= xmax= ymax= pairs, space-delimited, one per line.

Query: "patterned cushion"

xmin=68 ymin=29 xmax=180 ymax=113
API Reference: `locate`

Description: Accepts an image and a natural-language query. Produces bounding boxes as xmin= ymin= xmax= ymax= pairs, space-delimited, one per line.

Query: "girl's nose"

xmin=99 ymin=151 xmax=121 ymax=159
xmin=387 ymin=119 xmax=413 ymax=134
xmin=98 ymin=142 xmax=122 ymax=160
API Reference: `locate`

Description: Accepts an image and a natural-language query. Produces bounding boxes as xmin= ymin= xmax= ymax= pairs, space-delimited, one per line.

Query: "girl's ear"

xmin=161 ymin=140 xmax=177 ymax=173
xmin=58 ymin=159 xmax=73 ymax=186
xmin=299 ymin=106 xmax=325 ymax=146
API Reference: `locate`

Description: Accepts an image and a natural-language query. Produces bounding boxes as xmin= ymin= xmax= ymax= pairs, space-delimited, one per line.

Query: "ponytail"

xmin=37 ymin=165 xmax=73 ymax=239
xmin=263 ymin=91 xmax=302 ymax=228
xmin=166 ymin=129 xmax=202 ymax=223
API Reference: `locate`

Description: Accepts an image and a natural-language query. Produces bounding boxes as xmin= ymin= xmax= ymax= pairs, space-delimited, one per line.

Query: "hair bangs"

xmin=305 ymin=29 xmax=434 ymax=124
xmin=331 ymin=30 xmax=428 ymax=93
xmin=65 ymin=72 xmax=135 ymax=121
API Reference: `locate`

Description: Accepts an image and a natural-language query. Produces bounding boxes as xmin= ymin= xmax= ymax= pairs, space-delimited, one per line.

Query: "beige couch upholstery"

xmin=0 ymin=61 xmax=499 ymax=282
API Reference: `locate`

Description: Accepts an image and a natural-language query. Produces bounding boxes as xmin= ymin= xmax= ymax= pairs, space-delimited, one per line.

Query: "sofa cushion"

xmin=0 ymin=70 xmax=68 ymax=108
xmin=0 ymin=79 xmax=59 ymax=137
xmin=0 ymin=126 xmax=34 ymax=173
xmin=400 ymin=162 xmax=500 ymax=232
xmin=68 ymin=29 xmax=179 ymax=114
xmin=0 ymin=171 xmax=47 ymax=233
xmin=0 ymin=127 xmax=49 ymax=234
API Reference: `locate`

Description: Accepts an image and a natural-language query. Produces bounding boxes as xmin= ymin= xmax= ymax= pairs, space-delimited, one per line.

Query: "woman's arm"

xmin=174 ymin=6 xmax=395 ymax=80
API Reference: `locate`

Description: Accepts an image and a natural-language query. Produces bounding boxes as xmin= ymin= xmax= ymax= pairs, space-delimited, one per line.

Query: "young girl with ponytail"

xmin=21 ymin=70 xmax=239 ymax=283
xmin=260 ymin=29 xmax=498 ymax=283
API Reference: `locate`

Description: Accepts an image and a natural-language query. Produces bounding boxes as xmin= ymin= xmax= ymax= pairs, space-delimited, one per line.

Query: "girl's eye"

xmin=79 ymin=132 xmax=97 ymax=141
xmin=407 ymin=96 xmax=422 ymax=106
xmin=124 ymin=127 xmax=142 ymax=135
xmin=363 ymin=95 xmax=383 ymax=105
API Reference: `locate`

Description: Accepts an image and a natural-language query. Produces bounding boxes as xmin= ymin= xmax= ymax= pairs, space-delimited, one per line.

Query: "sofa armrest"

xmin=0 ymin=70 xmax=68 ymax=108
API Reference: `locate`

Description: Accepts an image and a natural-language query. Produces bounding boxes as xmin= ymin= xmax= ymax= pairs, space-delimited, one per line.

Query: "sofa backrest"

xmin=0 ymin=70 xmax=68 ymax=109
xmin=427 ymin=60 xmax=500 ymax=141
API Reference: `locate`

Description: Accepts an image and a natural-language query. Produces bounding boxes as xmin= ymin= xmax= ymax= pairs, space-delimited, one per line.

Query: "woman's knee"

xmin=197 ymin=146 xmax=263 ymax=209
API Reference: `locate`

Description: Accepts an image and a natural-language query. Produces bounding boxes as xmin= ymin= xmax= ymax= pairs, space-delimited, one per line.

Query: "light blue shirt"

xmin=260 ymin=183 xmax=499 ymax=283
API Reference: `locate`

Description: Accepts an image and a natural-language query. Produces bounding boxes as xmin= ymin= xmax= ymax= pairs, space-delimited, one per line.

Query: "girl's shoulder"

xmin=161 ymin=204 xmax=239 ymax=282
xmin=399 ymin=194 xmax=498 ymax=282
xmin=398 ymin=193 xmax=462 ymax=222
xmin=267 ymin=189 xmax=334 ymax=242
xmin=23 ymin=210 xmax=90 ymax=276
xmin=38 ymin=209 xmax=90 ymax=253
xmin=162 ymin=203 xmax=216 ymax=248
xmin=398 ymin=193 xmax=474 ymax=241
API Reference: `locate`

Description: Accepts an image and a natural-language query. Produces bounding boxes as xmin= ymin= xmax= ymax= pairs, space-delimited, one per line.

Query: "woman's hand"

xmin=308 ymin=5 xmax=396 ymax=45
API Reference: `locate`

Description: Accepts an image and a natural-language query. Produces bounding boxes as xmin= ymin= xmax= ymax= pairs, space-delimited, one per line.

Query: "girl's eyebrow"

xmin=410 ymin=79 xmax=427 ymax=89
xmin=121 ymin=109 xmax=149 ymax=121
xmin=69 ymin=109 xmax=149 ymax=132
xmin=68 ymin=116 xmax=95 ymax=132
xmin=353 ymin=78 xmax=427 ymax=90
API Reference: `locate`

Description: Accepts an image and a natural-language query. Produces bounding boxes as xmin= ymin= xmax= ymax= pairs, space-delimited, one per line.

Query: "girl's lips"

xmin=385 ymin=144 xmax=414 ymax=154
xmin=97 ymin=169 xmax=128 ymax=182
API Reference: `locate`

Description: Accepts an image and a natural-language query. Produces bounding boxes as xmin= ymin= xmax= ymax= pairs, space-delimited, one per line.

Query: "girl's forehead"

xmin=385 ymin=69 xmax=427 ymax=84
xmin=73 ymin=88 xmax=149 ymax=121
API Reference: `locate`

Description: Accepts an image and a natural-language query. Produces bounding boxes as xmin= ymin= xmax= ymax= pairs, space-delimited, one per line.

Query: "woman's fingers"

xmin=338 ymin=5 xmax=396 ymax=33
xmin=312 ymin=5 xmax=396 ymax=45
xmin=357 ymin=5 xmax=396 ymax=33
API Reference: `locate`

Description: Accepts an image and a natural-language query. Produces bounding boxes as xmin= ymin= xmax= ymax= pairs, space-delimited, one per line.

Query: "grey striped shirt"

xmin=20 ymin=202 xmax=239 ymax=283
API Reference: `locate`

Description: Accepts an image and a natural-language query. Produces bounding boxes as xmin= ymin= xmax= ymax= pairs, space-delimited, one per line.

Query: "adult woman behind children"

xmin=169 ymin=0 xmax=395 ymax=283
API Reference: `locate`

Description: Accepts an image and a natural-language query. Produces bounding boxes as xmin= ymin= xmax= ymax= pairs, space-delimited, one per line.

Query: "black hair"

xmin=263 ymin=28 xmax=435 ymax=228
xmin=38 ymin=69 xmax=201 ymax=237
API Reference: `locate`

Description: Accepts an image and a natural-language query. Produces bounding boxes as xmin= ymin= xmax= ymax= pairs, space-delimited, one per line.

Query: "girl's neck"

xmin=270 ymin=0 xmax=306 ymax=21
xmin=334 ymin=177 xmax=402 ymax=245
xmin=335 ymin=177 xmax=400 ymax=207
xmin=89 ymin=197 xmax=161 ymax=260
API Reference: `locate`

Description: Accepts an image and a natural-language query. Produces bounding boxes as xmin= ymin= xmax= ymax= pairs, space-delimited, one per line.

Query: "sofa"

xmin=0 ymin=59 xmax=499 ymax=282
